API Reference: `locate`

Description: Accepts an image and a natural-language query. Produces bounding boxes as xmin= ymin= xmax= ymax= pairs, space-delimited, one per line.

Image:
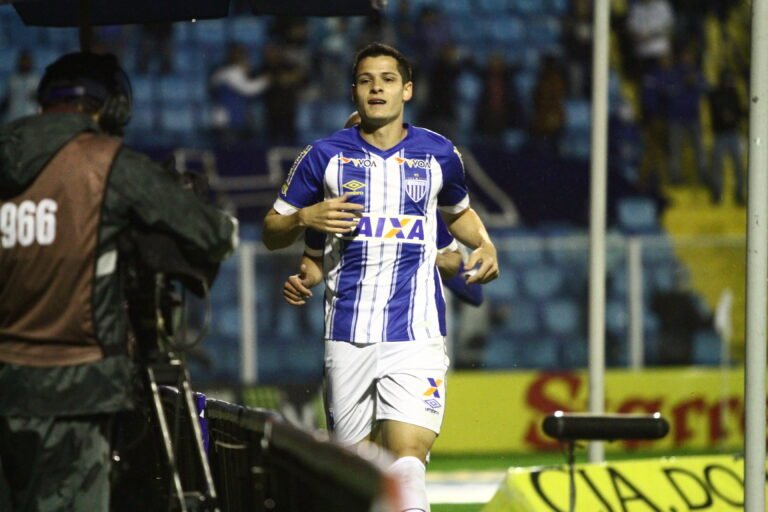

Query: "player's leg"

xmin=323 ymin=340 xmax=379 ymax=444
xmin=373 ymin=339 xmax=449 ymax=512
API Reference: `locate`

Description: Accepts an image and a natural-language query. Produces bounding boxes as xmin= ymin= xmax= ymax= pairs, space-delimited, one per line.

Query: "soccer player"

xmin=262 ymin=42 xmax=498 ymax=511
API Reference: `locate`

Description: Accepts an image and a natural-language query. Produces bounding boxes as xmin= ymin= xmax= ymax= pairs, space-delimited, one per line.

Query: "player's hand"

xmin=283 ymin=264 xmax=316 ymax=306
xmin=464 ymin=242 xmax=500 ymax=284
xmin=298 ymin=193 xmax=364 ymax=234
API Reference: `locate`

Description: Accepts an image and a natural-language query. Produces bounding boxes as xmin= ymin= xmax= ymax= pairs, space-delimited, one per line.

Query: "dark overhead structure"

xmin=3 ymin=0 xmax=381 ymax=27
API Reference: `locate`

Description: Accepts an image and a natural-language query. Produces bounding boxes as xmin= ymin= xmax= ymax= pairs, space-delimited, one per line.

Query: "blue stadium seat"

xmin=0 ymin=48 xmax=17 ymax=74
xmin=521 ymin=264 xmax=564 ymax=300
xmin=129 ymin=107 xmax=155 ymax=133
xmin=482 ymin=334 xmax=519 ymax=369
xmin=565 ymin=99 xmax=591 ymax=131
xmin=503 ymin=233 xmax=544 ymax=266
xmin=692 ymin=329 xmax=722 ymax=365
xmin=489 ymin=16 xmax=525 ymax=44
xmin=559 ymin=126 xmax=591 ymax=160
xmin=546 ymin=0 xmax=569 ymax=15
xmin=231 ymin=17 xmax=267 ymax=48
xmin=158 ymin=75 xmax=192 ymax=104
xmin=617 ymin=197 xmax=659 ymax=234
xmin=484 ymin=270 xmax=519 ymax=302
xmin=517 ymin=337 xmax=560 ymax=368
xmin=457 ymin=72 xmax=482 ymax=104
xmin=541 ymin=299 xmax=581 ymax=337
xmin=477 ymin=0 xmax=509 ymax=13
xmin=527 ymin=16 xmax=562 ymax=47
xmin=32 ymin=47 xmax=58 ymax=71
xmin=560 ymin=337 xmax=588 ymax=368
xmin=442 ymin=0 xmax=473 ymax=15
xmin=193 ymin=19 xmax=227 ymax=47
xmin=131 ymin=75 xmax=156 ymax=105
xmin=496 ymin=299 xmax=539 ymax=336
xmin=511 ymin=0 xmax=545 ymax=15
xmin=605 ymin=299 xmax=627 ymax=337
xmin=159 ymin=106 xmax=196 ymax=134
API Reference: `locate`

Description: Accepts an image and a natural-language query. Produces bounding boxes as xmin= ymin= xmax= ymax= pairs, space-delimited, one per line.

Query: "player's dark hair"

xmin=352 ymin=42 xmax=413 ymax=84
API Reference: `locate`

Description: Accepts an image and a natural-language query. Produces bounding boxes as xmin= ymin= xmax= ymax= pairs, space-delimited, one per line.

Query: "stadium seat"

xmin=231 ymin=17 xmax=267 ymax=49
xmin=489 ymin=16 xmax=525 ymax=44
xmin=193 ymin=18 xmax=227 ymax=47
xmin=496 ymin=299 xmax=539 ymax=336
xmin=517 ymin=337 xmax=560 ymax=368
xmin=617 ymin=197 xmax=659 ymax=234
xmin=158 ymin=75 xmax=193 ymax=104
xmin=484 ymin=270 xmax=519 ymax=302
xmin=521 ymin=264 xmax=564 ymax=300
xmin=541 ymin=298 xmax=581 ymax=337
xmin=605 ymin=299 xmax=627 ymax=337
xmin=692 ymin=329 xmax=723 ymax=365
xmin=131 ymin=75 xmax=156 ymax=105
xmin=527 ymin=16 xmax=562 ymax=47
xmin=560 ymin=337 xmax=588 ymax=368
xmin=482 ymin=334 xmax=519 ymax=369
xmin=159 ymin=106 xmax=196 ymax=134
xmin=503 ymin=232 xmax=544 ymax=266
xmin=477 ymin=0 xmax=509 ymax=13
xmin=546 ymin=0 xmax=569 ymax=15
xmin=442 ymin=0 xmax=473 ymax=15
xmin=565 ymin=99 xmax=591 ymax=131
xmin=512 ymin=0 xmax=544 ymax=15
xmin=129 ymin=107 xmax=156 ymax=133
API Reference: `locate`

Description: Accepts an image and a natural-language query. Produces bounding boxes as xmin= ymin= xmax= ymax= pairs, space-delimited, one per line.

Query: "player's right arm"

xmin=262 ymin=194 xmax=363 ymax=250
xmin=262 ymin=144 xmax=363 ymax=251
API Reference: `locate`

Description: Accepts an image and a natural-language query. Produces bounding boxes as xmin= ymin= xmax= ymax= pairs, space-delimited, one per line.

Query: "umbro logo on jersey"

xmin=340 ymin=156 xmax=376 ymax=168
xmin=343 ymin=180 xmax=366 ymax=195
xmin=395 ymin=156 xmax=430 ymax=169
xmin=344 ymin=215 xmax=426 ymax=244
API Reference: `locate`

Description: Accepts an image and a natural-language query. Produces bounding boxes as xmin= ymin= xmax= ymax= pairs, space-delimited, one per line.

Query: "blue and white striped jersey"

xmin=274 ymin=125 xmax=470 ymax=343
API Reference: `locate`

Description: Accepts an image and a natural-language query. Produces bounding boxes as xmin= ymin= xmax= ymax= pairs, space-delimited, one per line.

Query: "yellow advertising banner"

xmin=436 ymin=368 xmax=747 ymax=454
xmin=482 ymin=455 xmax=758 ymax=511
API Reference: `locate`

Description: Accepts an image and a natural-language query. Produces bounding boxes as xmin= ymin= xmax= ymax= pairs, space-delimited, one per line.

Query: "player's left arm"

xmin=441 ymin=208 xmax=499 ymax=284
xmin=437 ymin=145 xmax=499 ymax=284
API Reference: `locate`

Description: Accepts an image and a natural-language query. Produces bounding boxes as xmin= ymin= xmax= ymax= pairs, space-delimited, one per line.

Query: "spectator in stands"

xmin=263 ymin=43 xmax=498 ymax=512
xmin=136 ymin=23 xmax=173 ymax=75
xmin=0 ymin=52 xmax=237 ymax=512
xmin=419 ymin=43 xmax=461 ymax=140
xmin=209 ymin=43 xmax=270 ymax=144
xmin=626 ymin=0 xmax=675 ymax=81
xmin=650 ymin=268 xmax=713 ymax=365
xmin=709 ymin=69 xmax=746 ymax=205
xmin=664 ymin=46 xmax=708 ymax=189
xmin=561 ymin=0 xmax=593 ymax=98
xmin=474 ymin=52 xmax=524 ymax=144
xmin=262 ymin=42 xmax=305 ymax=145
xmin=0 ymin=50 xmax=39 ymax=123
xmin=529 ymin=54 xmax=567 ymax=156
xmin=637 ymin=54 xmax=671 ymax=191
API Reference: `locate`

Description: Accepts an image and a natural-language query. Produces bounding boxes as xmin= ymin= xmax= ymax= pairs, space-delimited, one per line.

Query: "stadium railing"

xmin=195 ymin=395 xmax=399 ymax=511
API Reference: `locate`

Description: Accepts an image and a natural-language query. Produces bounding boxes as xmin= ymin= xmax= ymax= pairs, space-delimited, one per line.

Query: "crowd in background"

xmin=0 ymin=0 xmax=750 ymax=190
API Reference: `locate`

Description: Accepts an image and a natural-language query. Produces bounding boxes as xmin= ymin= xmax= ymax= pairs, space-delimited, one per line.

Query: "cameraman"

xmin=0 ymin=52 xmax=237 ymax=511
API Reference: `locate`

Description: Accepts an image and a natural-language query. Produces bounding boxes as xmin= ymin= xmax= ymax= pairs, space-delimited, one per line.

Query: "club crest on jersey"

xmin=403 ymin=168 xmax=428 ymax=203
xmin=343 ymin=215 xmax=426 ymax=244
xmin=340 ymin=156 xmax=376 ymax=168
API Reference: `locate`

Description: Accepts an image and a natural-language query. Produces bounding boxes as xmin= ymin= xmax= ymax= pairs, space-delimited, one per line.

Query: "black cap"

xmin=37 ymin=52 xmax=132 ymax=108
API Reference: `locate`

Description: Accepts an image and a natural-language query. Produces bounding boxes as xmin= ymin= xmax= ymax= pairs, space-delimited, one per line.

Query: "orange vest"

xmin=0 ymin=133 xmax=122 ymax=367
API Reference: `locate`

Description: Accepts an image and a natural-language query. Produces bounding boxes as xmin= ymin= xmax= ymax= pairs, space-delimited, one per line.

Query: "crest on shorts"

xmin=403 ymin=167 xmax=428 ymax=203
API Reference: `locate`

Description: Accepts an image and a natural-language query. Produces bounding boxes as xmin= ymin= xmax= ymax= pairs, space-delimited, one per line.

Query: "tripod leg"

xmin=147 ymin=366 xmax=189 ymax=512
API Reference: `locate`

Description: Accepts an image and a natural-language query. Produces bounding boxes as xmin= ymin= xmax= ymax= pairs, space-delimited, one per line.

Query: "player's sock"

xmin=387 ymin=456 xmax=429 ymax=512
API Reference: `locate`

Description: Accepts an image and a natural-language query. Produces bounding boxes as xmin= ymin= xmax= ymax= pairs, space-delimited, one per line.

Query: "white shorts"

xmin=323 ymin=338 xmax=450 ymax=445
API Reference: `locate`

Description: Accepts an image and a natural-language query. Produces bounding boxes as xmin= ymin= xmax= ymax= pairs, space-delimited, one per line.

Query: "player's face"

xmin=352 ymin=56 xmax=413 ymax=128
